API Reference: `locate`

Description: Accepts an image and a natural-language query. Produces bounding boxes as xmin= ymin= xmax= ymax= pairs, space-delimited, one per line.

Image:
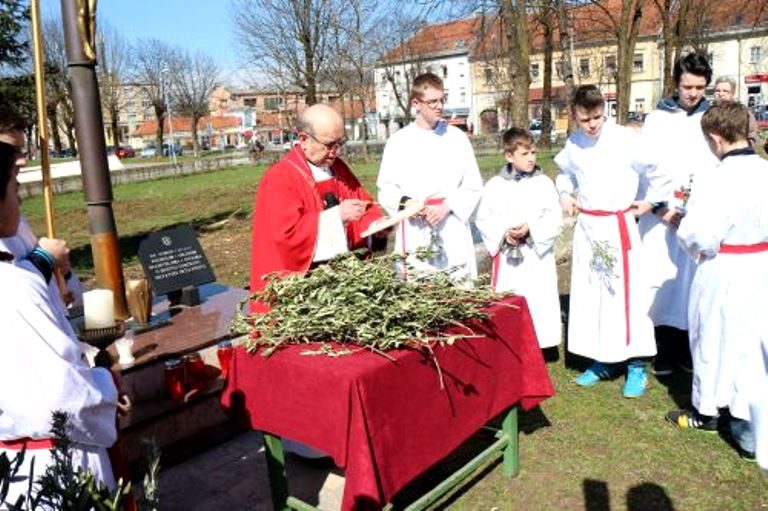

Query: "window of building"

xmin=264 ymin=96 xmax=284 ymax=111
xmin=243 ymin=98 xmax=256 ymax=107
xmin=604 ymin=55 xmax=617 ymax=75
xmin=530 ymin=63 xmax=540 ymax=80
xmin=484 ymin=67 xmax=493 ymax=84
xmin=579 ymin=58 xmax=590 ymax=77
xmin=442 ymin=65 xmax=448 ymax=78
xmin=634 ymin=98 xmax=645 ymax=113
xmin=555 ymin=60 xmax=563 ymax=78
xmin=460 ymin=90 xmax=466 ymax=103
xmin=633 ymin=53 xmax=643 ymax=73
xmin=707 ymin=52 xmax=714 ymax=66
xmin=750 ymin=46 xmax=762 ymax=64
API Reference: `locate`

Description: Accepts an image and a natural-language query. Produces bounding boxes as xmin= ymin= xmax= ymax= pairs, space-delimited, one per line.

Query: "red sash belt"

xmin=579 ymin=206 xmax=633 ymax=346
xmin=0 ymin=437 xmax=54 ymax=450
xmin=720 ymin=242 xmax=768 ymax=254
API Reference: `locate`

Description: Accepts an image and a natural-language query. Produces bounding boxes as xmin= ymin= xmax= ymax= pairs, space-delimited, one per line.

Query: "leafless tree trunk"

xmin=501 ymin=0 xmax=531 ymax=127
xmin=539 ymin=1 xmax=555 ymax=148
xmin=585 ymin=0 xmax=645 ymax=124
xmin=132 ymin=39 xmax=177 ymax=156
xmin=556 ymin=0 xmax=575 ymax=127
xmin=170 ymin=51 xmax=219 ymax=156
xmin=42 ymin=19 xmax=71 ymax=155
xmin=232 ymin=0 xmax=338 ymax=105
xmin=96 ymin=22 xmax=129 ymax=147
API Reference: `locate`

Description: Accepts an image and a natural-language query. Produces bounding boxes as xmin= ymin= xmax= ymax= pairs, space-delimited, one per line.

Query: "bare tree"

xmin=96 ymin=21 xmax=129 ymax=147
xmin=231 ymin=0 xmax=338 ymax=105
xmin=500 ymin=1 xmax=531 ymax=127
xmin=169 ymin=51 xmax=219 ymax=156
xmin=536 ymin=1 xmax=556 ymax=147
xmin=132 ymin=39 xmax=177 ymax=156
xmin=581 ymin=0 xmax=645 ymax=124
xmin=42 ymin=18 xmax=75 ymax=156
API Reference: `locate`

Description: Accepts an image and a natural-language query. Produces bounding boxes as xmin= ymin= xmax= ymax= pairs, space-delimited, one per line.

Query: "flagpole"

xmin=30 ymin=0 xmax=56 ymax=238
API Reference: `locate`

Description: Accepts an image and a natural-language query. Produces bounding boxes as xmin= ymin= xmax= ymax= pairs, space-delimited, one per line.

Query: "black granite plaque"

xmin=137 ymin=225 xmax=215 ymax=296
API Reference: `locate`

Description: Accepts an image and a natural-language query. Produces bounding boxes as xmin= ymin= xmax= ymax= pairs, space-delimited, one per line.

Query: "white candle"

xmin=84 ymin=289 xmax=115 ymax=329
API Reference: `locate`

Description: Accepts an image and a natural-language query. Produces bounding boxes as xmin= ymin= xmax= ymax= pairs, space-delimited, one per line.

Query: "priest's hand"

xmin=424 ymin=202 xmax=451 ymax=226
xmin=38 ymin=237 xmax=71 ymax=271
xmin=559 ymin=195 xmax=577 ymax=217
xmin=658 ymin=207 xmax=682 ymax=229
xmin=339 ymin=199 xmax=368 ymax=223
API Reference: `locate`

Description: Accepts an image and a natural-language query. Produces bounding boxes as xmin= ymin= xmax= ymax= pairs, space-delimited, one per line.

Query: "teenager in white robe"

xmin=475 ymin=128 xmax=563 ymax=349
xmin=665 ymin=102 xmax=768 ymax=460
xmin=636 ymin=52 xmax=719 ymax=375
xmin=555 ymin=86 xmax=656 ymax=398
xmin=377 ymin=73 xmax=482 ymax=281
xmin=0 ymin=142 xmax=118 ymax=507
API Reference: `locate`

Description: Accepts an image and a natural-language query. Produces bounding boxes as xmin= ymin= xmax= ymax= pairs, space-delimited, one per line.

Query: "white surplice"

xmin=0 ymin=261 xmax=118 ymax=506
xmin=676 ymin=152 xmax=768 ymax=420
xmin=751 ymin=336 xmax=768 ymax=472
xmin=377 ymin=122 xmax=482 ymax=280
xmin=555 ymin=121 xmax=655 ymax=362
xmin=637 ymin=103 xmax=720 ymax=329
xmin=475 ymin=168 xmax=563 ymax=348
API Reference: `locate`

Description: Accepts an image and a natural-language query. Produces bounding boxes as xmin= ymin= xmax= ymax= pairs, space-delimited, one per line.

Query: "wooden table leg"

xmin=501 ymin=405 xmax=519 ymax=477
xmin=262 ymin=433 xmax=290 ymax=510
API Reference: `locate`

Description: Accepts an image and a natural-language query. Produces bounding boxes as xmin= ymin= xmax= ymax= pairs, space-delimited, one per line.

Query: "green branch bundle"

xmin=232 ymin=252 xmax=511 ymax=358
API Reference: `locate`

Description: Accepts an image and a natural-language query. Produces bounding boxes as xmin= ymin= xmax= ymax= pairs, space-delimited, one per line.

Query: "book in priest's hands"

xmin=361 ymin=199 xmax=426 ymax=238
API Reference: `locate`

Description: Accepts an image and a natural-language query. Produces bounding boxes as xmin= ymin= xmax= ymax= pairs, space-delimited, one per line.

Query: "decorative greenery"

xmin=0 ymin=412 xmax=131 ymax=511
xmin=137 ymin=439 xmax=161 ymax=511
xmin=232 ymin=252 xmax=512 ymax=362
xmin=590 ymin=240 xmax=618 ymax=286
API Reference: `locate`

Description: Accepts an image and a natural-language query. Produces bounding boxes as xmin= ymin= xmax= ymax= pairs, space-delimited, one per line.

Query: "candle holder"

xmin=78 ymin=321 xmax=126 ymax=368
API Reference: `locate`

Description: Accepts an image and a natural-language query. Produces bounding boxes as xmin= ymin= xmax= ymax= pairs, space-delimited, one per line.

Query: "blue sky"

xmin=45 ymin=0 xmax=248 ymax=85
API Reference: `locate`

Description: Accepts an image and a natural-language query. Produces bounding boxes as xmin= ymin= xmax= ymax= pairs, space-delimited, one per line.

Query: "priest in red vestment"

xmin=249 ymin=104 xmax=384 ymax=312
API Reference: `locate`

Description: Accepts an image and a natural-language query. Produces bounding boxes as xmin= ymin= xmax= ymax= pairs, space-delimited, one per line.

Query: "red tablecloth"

xmin=221 ymin=296 xmax=554 ymax=510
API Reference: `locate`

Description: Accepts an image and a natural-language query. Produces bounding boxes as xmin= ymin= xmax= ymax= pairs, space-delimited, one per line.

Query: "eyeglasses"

xmin=306 ymin=131 xmax=347 ymax=151
xmin=418 ymin=97 xmax=446 ymax=109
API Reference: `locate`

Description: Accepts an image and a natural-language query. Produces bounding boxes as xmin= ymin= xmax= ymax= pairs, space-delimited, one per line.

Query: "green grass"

xmin=18 ymin=151 xmax=768 ymax=509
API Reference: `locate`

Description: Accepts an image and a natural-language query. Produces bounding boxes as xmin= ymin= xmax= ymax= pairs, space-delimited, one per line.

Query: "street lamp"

xmin=161 ymin=67 xmax=176 ymax=165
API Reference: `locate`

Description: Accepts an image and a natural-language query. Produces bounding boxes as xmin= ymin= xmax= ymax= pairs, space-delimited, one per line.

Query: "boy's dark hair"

xmin=502 ymin=127 xmax=535 ymax=154
xmin=673 ymin=51 xmax=712 ymax=87
xmin=0 ymin=106 xmax=28 ymax=134
xmin=410 ymin=72 xmax=444 ymax=102
xmin=700 ymin=101 xmax=750 ymax=144
xmin=0 ymin=141 xmax=17 ymax=199
xmin=571 ymin=85 xmax=604 ymax=112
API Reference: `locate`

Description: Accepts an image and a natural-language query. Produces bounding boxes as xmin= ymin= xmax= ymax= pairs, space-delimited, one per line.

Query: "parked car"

xmin=162 ymin=142 xmax=183 ymax=156
xmin=115 ymin=145 xmax=135 ymax=158
xmin=528 ymin=120 xmax=558 ymax=144
xmin=140 ymin=145 xmax=157 ymax=158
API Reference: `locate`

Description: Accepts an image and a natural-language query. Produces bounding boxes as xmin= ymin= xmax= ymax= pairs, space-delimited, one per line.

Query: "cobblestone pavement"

xmin=157 ymin=431 xmax=345 ymax=510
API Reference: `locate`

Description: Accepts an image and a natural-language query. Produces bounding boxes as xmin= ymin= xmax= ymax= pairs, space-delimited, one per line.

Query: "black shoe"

xmin=665 ymin=409 xmax=718 ymax=432
xmin=653 ymin=358 xmax=674 ymax=376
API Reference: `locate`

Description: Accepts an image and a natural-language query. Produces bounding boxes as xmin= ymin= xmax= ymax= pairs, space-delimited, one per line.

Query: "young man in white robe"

xmin=475 ymin=127 xmax=563 ymax=349
xmin=636 ymin=52 xmax=719 ymax=376
xmin=555 ymin=85 xmax=656 ymax=398
xmin=0 ymin=142 xmax=119 ymax=507
xmin=665 ymin=102 xmax=768 ymax=461
xmin=377 ymin=72 xmax=483 ymax=281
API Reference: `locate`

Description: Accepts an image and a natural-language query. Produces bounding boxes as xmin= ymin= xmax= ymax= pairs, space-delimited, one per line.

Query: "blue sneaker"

xmin=623 ymin=364 xmax=648 ymax=398
xmin=574 ymin=362 xmax=617 ymax=387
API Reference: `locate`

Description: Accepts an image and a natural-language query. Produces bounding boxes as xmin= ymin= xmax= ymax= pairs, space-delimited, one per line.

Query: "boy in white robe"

xmin=555 ymin=85 xmax=656 ymax=398
xmin=0 ymin=142 xmax=119 ymax=507
xmin=636 ymin=52 xmax=719 ymax=376
xmin=666 ymin=102 xmax=768 ymax=461
xmin=377 ymin=72 xmax=482 ymax=281
xmin=475 ymin=127 xmax=563 ymax=349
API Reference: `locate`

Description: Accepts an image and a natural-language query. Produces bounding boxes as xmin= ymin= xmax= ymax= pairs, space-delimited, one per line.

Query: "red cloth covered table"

xmin=221 ymin=296 xmax=554 ymax=510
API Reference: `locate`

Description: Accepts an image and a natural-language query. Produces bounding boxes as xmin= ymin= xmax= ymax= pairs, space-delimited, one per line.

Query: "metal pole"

xmin=60 ymin=0 xmax=128 ymax=319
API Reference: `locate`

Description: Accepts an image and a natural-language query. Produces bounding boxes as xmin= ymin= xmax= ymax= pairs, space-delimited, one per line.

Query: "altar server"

xmin=637 ymin=52 xmax=719 ymax=375
xmin=377 ymin=72 xmax=483 ymax=280
xmin=665 ymin=102 xmax=768 ymax=462
xmin=0 ymin=142 xmax=119 ymax=507
xmin=475 ymin=127 xmax=562 ymax=349
xmin=750 ymin=335 xmax=768 ymax=471
xmin=555 ymin=85 xmax=656 ymax=398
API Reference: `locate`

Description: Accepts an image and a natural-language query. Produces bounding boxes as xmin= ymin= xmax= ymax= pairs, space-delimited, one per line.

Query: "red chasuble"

xmin=249 ymin=146 xmax=383 ymax=311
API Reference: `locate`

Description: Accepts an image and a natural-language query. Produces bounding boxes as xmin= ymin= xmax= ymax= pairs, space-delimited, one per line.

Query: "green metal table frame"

xmin=261 ymin=405 xmax=519 ymax=511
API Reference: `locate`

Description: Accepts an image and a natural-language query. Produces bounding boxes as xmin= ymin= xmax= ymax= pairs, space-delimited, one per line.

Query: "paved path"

xmin=158 ymin=431 xmax=345 ymax=510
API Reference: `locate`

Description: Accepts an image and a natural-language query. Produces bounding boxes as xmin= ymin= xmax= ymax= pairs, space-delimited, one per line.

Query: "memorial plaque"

xmin=137 ymin=225 xmax=215 ymax=296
